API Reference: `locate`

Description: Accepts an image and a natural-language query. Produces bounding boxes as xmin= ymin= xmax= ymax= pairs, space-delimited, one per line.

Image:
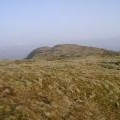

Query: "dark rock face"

xmin=27 ymin=47 xmax=51 ymax=59
xmin=26 ymin=44 xmax=119 ymax=60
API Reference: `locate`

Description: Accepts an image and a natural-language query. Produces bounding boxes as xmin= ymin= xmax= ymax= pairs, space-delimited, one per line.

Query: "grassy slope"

xmin=0 ymin=56 xmax=120 ymax=120
xmin=26 ymin=44 xmax=119 ymax=60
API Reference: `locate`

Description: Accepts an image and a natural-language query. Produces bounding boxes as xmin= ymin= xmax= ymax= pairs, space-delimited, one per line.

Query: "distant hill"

xmin=26 ymin=44 xmax=119 ymax=60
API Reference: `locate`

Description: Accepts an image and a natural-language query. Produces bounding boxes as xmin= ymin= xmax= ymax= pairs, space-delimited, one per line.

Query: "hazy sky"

xmin=0 ymin=0 xmax=120 ymax=59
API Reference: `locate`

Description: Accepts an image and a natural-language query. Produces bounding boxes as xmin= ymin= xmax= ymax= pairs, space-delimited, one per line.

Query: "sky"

xmin=0 ymin=0 xmax=120 ymax=59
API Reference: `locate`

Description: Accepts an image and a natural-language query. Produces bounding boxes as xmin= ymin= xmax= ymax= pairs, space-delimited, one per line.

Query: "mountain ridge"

xmin=26 ymin=44 xmax=119 ymax=60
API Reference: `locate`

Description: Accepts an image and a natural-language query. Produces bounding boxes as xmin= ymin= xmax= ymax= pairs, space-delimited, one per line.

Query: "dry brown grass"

xmin=0 ymin=56 xmax=120 ymax=120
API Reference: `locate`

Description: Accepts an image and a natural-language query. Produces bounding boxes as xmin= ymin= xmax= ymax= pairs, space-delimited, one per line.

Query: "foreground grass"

xmin=0 ymin=57 xmax=120 ymax=120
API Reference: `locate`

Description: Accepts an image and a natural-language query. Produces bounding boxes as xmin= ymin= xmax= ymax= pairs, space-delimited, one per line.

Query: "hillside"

xmin=26 ymin=44 xmax=119 ymax=60
xmin=0 ymin=44 xmax=120 ymax=120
